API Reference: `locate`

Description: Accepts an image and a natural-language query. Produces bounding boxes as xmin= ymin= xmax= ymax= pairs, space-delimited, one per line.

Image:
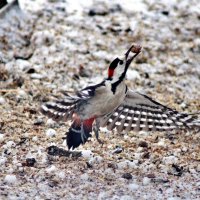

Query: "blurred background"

xmin=0 ymin=1 xmax=200 ymax=199
xmin=1 ymin=0 xmax=199 ymax=106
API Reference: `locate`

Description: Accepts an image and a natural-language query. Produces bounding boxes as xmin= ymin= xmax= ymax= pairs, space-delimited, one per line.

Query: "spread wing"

xmin=100 ymin=90 xmax=199 ymax=132
xmin=41 ymin=93 xmax=80 ymax=122
xmin=41 ymin=81 xmax=105 ymax=121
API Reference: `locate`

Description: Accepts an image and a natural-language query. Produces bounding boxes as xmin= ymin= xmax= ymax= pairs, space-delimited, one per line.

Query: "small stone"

xmin=117 ymin=160 xmax=129 ymax=169
xmin=143 ymin=177 xmax=151 ymax=185
xmin=142 ymin=152 xmax=150 ymax=159
xmin=122 ymin=173 xmax=132 ymax=180
xmin=89 ymin=156 xmax=103 ymax=164
xmin=112 ymin=145 xmax=123 ymax=154
xmin=25 ymin=158 xmax=36 ymax=167
xmin=0 ymin=157 xmax=7 ymax=165
xmin=128 ymin=183 xmax=139 ymax=191
xmin=6 ymin=141 xmax=16 ymax=148
xmin=196 ymin=164 xmax=200 ymax=172
xmin=0 ymin=96 xmax=6 ymax=104
xmin=4 ymin=175 xmax=17 ymax=184
xmin=107 ymin=162 xmax=118 ymax=169
xmin=120 ymin=195 xmax=133 ymax=200
xmin=138 ymin=141 xmax=148 ymax=148
xmin=32 ymin=136 xmax=38 ymax=141
xmin=26 ymin=68 xmax=36 ymax=74
xmin=17 ymin=89 xmax=27 ymax=98
xmin=0 ymin=133 xmax=4 ymax=142
xmin=157 ymin=138 xmax=166 ymax=147
xmin=46 ymin=129 xmax=57 ymax=137
xmin=81 ymin=150 xmax=93 ymax=158
xmin=163 ymin=156 xmax=178 ymax=165
xmin=34 ymin=118 xmax=44 ymax=126
xmin=57 ymin=171 xmax=65 ymax=179
xmin=146 ymin=174 xmax=155 ymax=179
xmin=46 ymin=165 xmax=56 ymax=173
xmin=171 ymin=164 xmax=183 ymax=176
xmin=16 ymin=59 xmax=31 ymax=71
xmin=162 ymin=10 xmax=169 ymax=16
xmin=30 ymin=73 xmax=45 ymax=79
xmin=46 ymin=118 xmax=56 ymax=127
xmin=80 ymin=173 xmax=89 ymax=181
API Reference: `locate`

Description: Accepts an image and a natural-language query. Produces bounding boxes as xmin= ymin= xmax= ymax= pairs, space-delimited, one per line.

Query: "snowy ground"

xmin=0 ymin=0 xmax=200 ymax=199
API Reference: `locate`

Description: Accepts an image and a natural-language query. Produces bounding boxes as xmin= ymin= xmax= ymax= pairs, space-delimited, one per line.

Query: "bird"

xmin=41 ymin=44 xmax=200 ymax=149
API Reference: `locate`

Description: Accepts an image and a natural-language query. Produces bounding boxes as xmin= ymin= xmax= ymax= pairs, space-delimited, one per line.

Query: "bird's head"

xmin=108 ymin=44 xmax=141 ymax=81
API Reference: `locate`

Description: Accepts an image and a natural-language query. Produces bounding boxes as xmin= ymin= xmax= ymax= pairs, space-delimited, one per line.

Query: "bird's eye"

xmin=119 ymin=60 xmax=123 ymax=65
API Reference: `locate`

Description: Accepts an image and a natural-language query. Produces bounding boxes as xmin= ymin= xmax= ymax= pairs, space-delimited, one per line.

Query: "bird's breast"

xmin=78 ymin=82 xmax=126 ymax=120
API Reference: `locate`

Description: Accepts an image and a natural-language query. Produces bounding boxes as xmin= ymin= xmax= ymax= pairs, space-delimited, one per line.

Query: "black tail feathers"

xmin=66 ymin=119 xmax=94 ymax=149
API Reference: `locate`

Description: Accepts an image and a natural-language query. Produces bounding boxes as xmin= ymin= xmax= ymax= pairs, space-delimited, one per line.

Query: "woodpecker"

xmin=41 ymin=44 xmax=200 ymax=149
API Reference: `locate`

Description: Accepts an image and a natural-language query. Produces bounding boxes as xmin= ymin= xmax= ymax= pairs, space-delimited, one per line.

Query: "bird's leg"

xmin=93 ymin=119 xmax=104 ymax=145
xmin=80 ymin=121 xmax=86 ymax=144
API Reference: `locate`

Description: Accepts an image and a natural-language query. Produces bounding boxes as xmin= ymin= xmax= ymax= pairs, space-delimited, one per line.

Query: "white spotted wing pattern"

xmin=100 ymin=90 xmax=199 ymax=132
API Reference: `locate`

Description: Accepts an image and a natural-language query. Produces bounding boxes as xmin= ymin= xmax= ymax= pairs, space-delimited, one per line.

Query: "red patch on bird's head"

xmin=108 ymin=57 xmax=121 ymax=78
xmin=108 ymin=69 xmax=114 ymax=78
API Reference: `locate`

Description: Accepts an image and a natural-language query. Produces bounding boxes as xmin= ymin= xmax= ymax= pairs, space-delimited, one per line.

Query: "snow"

xmin=0 ymin=133 xmax=4 ymax=141
xmin=0 ymin=96 xmax=6 ymax=104
xmin=80 ymin=173 xmax=89 ymax=181
xmin=81 ymin=150 xmax=93 ymax=158
xmin=128 ymin=183 xmax=140 ymax=191
xmin=46 ymin=165 xmax=56 ymax=173
xmin=4 ymin=175 xmax=17 ymax=184
xmin=127 ymin=69 xmax=141 ymax=81
xmin=142 ymin=177 xmax=151 ymax=185
xmin=46 ymin=129 xmax=57 ymax=137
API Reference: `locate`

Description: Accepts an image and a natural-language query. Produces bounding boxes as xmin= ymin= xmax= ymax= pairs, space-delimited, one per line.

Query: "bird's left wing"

xmin=100 ymin=90 xmax=199 ymax=132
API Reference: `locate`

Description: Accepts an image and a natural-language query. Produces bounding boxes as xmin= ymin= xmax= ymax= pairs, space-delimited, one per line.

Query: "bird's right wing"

xmin=40 ymin=93 xmax=80 ymax=122
xmin=100 ymin=90 xmax=199 ymax=132
xmin=40 ymin=81 xmax=106 ymax=122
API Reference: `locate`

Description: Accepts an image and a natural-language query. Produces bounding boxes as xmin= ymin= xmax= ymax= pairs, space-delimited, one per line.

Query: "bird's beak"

xmin=125 ymin=44 xmax=142 ymax=67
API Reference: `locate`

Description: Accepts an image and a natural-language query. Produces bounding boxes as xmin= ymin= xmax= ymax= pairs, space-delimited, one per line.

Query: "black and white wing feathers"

xmin=100 ymin=90 xmax=199 ymax=132
xmin=41 ymin=81 xmax=105 ymax=121
xmin=41 ymin=93 xmax=80 ymax=121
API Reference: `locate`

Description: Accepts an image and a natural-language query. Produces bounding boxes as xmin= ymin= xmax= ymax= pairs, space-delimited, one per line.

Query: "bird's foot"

xmin=93 ymin=126 xmax=104 ymax=146
xmin=80 ymin=122 xmax=87 ymax=144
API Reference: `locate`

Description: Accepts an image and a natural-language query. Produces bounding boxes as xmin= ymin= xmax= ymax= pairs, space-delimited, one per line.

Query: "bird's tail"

xmin=66 ymin=117 xmax=95 ymax=149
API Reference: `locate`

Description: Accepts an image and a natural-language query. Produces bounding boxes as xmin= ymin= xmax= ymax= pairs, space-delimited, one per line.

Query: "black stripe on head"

xmin=109 ymin=58 xmax=121 ymax=70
